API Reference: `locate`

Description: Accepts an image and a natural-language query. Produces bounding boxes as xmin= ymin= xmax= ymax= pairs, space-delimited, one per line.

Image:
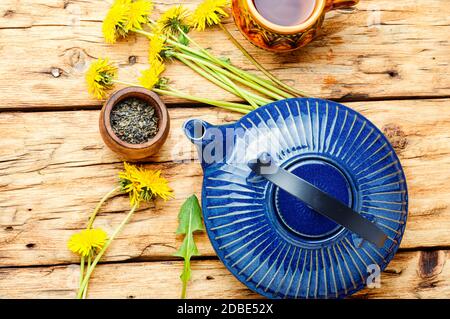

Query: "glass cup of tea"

xmin=232 ymin=0 xmax=360 ymax=52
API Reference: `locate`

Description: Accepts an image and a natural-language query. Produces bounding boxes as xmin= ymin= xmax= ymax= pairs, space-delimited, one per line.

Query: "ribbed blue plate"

xmin=191 ymin=98 xmax=408 ymax=299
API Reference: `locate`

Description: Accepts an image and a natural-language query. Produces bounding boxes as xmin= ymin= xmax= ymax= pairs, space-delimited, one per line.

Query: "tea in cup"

xmin=232 ymin=0 xmax=360 ymax=51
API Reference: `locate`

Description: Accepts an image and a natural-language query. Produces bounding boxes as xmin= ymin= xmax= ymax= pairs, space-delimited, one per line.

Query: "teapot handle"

xmin=325 ymin=0 xmax=359 ymax=11
xmin=248 ymin=153 xmax=387 ymax=248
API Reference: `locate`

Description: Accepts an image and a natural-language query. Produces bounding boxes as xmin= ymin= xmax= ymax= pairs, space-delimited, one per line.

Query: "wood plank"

xmin=0 ymin=0 xmax=449 ymax=109
xmin=0 ymin=99 xmax=449 ymax=267
xmin=0 ymin=250 xmax=448 ymax=298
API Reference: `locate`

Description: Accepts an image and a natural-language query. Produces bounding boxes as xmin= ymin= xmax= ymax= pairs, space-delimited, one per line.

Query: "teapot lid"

xmin=194 ymin=98 xmax=408 ymax=299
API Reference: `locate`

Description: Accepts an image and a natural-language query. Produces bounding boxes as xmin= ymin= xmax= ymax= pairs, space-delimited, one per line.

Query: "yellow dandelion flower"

xmin=126 ymin=0 xmax=153 ymax=31
xmin=139 ymin=69 xmax=158 ymax=90
xmin=148 ymin=31 xmax=166 ymax=64
xmin=68 ymin=228 xmax=108 ymax=257
xmin=190 ymin=0 xmax=230 ymax=31
xmin=157 ymin=5 xmax=190 ymax=36
xmin=119 ymin=162 xmax=143 ymax=207
xmin=85 ymin=58 xmax=118 ymax=100
xmin=139 ymin=169 xmax=174 ymax=201
xmin=138 ymin=59 xmax=165 ymax=90
xmin=151 ymin=58 xmax=166 ymax=76
xmin=102 ymin=0 xmax=131 ymax=44
xmin=119 ymin=162 xmax=174 ymax=206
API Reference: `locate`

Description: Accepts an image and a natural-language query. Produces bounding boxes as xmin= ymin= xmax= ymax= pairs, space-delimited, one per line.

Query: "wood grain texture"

xmin=0 ymin=0 xmax=449 ymax=299
xmin=0 ymin=0 xmax=449 ymax=109
xmin=1 ymin=99 xmax=449 ymax=267
xmin=0 ymin=250 xmax=448 ymax=299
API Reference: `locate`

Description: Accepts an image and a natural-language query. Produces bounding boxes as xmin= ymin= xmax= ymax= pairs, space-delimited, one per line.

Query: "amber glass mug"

xmin=232 ymin=0 xmax=360 ymax=52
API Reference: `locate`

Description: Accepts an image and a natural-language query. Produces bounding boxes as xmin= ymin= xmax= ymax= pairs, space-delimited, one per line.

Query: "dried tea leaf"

xmin=110 ymin=97 xmax=159 ymax=144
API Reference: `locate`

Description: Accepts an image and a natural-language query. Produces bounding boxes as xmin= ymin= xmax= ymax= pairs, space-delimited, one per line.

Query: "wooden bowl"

xmin=99 ymin=87 xmax=170 ymax=161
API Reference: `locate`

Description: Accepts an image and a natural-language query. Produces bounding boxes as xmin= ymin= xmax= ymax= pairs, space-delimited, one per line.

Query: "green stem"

xmin=197 ymin=64 xmax=261 ymax=109
xmin=132 ymin=28 xmax=152 ymax=37
xmin=112 ymin=81 xmax=253 ymax=114
xmin=154 ymin=88 xmax=251 ymax=114
xmin=175 ymin=54 xmax=260 ymax=109
xmin=87 ymin=186 xmax=121 ymax=229
xmin=82 ymin=255 xmax=91 ymax=299
xmin=77 ymin=204 xmax=139 ymax=299
xmin=218 ymin=23 xmax=308 ymax=97
xmin=174 ymin=51 xmax=283 ymax=101
xmin=176 ymin=54 xmax=254 ymax=105
xmin=134 ymin=28 xmax=293 ymax=99
xmin=113 ymin=80 xmax=139 ymax=87
xmin=76 ymin=186 xmax=121 ymax=298
xmin=79 ymin=256 xmax=85 ymax=288
xmin=181 ymin=260 xmax=190 ymax=299
xmin=216 ymin=56 xmax=294 ymax=99
xmin=174 ymin=26 xmax=294 ymax=99
xmin=207 ymin=65 xmax=269 ymax=106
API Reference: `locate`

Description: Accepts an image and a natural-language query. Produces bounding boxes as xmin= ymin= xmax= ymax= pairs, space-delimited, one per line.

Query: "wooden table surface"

xmin=0 ymin=0 xmax=449 ymax=299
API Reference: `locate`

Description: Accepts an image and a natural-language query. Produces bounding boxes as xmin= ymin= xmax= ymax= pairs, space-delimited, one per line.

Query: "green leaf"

xmin=174 ymin=195 xmax=204 ymax=298
xmin=174 ymin=232 xmax=198 ymax=259
xmin=176 ymin=194 xmax=204 ymax=235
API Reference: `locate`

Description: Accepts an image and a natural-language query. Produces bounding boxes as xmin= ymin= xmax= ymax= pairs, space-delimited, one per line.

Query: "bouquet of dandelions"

xmin=86 ymin=0 xmax=307 ymax=114
xmin=68 ymin=163 xmax=173 ymax=299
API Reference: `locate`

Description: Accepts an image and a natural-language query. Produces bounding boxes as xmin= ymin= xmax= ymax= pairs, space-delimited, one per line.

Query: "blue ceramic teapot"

xmin=183 ymin=98 xmax=408 ymax=299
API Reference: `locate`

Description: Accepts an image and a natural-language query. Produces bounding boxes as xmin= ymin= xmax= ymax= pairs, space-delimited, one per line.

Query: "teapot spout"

xmin=183 ymin=119 xmax=231 ymax=169
xmin=183 ymin=119 xmax=211 ymax=145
